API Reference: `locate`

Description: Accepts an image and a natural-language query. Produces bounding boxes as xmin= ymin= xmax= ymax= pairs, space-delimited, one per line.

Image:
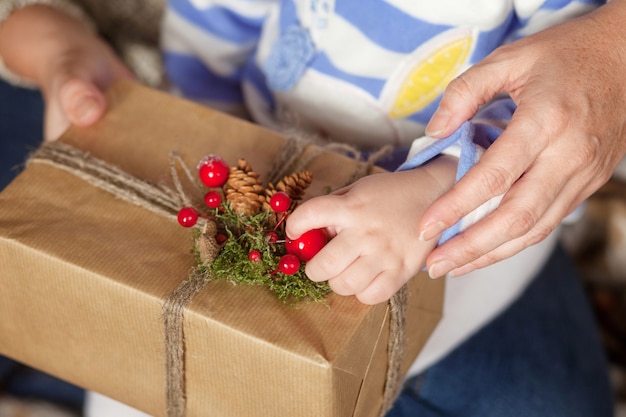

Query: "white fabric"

xmin=85 ymin=391 xmax=151 ymax=417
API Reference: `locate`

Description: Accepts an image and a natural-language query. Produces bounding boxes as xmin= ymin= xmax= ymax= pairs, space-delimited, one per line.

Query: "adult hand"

xmin=421 ymin=2 xmax=626 ymax=278
xmin=0 ymin=5 xmax=133 ymax=140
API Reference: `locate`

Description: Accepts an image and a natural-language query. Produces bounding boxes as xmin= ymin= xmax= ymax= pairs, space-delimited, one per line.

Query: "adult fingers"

xmin=42 ymin=44 xmax=134 ymax=141
xmin=426 ymin=145 xmax=599 ymax=277
xmin=418 ymin=110 xmax=546 ymax=242
xmin=43 ymin=77 xmax=106 ymax=141
xmin=426 ymin=50 xmax=522 ymax=137
xmin=60 ymin=78 xmax=107 ymax=126
xmin=446 ymin=185 xmax=588 ymax=277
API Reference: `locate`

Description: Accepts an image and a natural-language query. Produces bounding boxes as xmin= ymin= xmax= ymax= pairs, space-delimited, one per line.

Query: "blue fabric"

xmin=163 ymin=52 xmax=244 ymax=102
xmin=397 ymin=98 xmax=516 ymax=243
xmin=0 ymin=79 xmax=85 ymax=410
xmin=263 ymin=25 xmax=316 ymax=91
xmin=334 ymin=0 xmax=453 ymax=53
xmin=0 ymin=81 xmax=44 ymax=190
xmin=386 ymin=244 xmax=614 ymax=417
xmin=396 ymin=122 xmax=479 ymax=242
xmin=169 ymin=0 xmax=265 ymax=44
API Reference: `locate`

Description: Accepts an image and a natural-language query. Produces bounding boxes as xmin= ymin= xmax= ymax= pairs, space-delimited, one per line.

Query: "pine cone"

xmin=263 ymin=185 xmax=277 ymax=213
xmin=271 ymin=171 xmax=313 ymax=201
xmin=262 ymin=185 xmax=280 ymax=227
xmin=224 ymin=159 xmax=265 ymax=216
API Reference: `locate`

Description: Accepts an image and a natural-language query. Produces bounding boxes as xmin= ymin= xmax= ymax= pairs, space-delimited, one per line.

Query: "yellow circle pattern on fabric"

xmin=389 ymin=36 xmax=472 ymax=118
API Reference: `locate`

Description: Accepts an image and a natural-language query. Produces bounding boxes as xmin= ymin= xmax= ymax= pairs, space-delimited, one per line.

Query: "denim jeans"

xmin=387 ymin=243 xmax=614 ymax=417
xmin=0 ymin=80 xmax=84 ymax=409
xmin=0 ymin=80 xmax=44 ymax=190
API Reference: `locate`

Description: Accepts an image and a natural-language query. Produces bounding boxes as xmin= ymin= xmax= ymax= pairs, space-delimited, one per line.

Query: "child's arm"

xmin=0 ymin=4 xmax=133 ymax=140
xmin=286 ymin=155 xmax=457 ymax=305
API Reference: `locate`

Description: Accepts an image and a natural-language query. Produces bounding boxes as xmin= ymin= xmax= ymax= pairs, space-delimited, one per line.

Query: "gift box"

xmin=0 ymin=80 xmax=443 ymax=417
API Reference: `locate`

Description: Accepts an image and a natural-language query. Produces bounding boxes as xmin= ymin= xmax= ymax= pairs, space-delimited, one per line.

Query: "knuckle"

xmin=444 ymin=75 xmax=473 ymax=102
xmin=476 ymin=165 xmax=514 ymax=196
xmin=356 ymin=285 xmax=391 ymax=306
xmin=572 ymin=135 xmax=601 ymax=168
xmin=305 ymin=256 xmax=336 ymax=282
xmin=525 ymin=222 xmax=555 ymax=246
xmin=542 ymin=107 xmax=569 ymax=133
xmin=453 ymin=234 xmax=489 ymax=262
xmin=472 ymin=252 xmax=501 ymax=270
xmin=504 ymin=206 xmax=538 ymax=238
xmin=328 ymin=278 xmax=356 ymax=296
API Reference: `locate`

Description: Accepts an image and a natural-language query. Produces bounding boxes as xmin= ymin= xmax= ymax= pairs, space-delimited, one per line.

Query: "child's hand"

xmin=286 ymin=156 xmax=457 ymax=305
xmin=0 ymin=5 xmax=134 ymax=140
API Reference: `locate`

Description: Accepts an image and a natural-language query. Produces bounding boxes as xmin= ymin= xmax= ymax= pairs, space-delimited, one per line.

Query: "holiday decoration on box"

xmin=174 ymin=153 xmax=331 ymax=303
xmin=0 ymin=80 xmax=444 ymax=417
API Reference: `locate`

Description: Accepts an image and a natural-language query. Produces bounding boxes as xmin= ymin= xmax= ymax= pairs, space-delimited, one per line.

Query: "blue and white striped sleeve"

xmin=511 ymin=0 xmax=605 ymax=40
xmin=397 ymin=98 xmax=517 ymax=244
xmin=161 ymin=0 xmax=275 ymax=113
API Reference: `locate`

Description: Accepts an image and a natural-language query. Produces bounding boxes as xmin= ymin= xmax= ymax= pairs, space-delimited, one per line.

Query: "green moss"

xmin=194 ymin=204 xmax=330 ymax=304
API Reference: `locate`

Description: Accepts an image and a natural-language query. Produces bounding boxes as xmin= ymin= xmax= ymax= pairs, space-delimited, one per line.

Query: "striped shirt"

xmin=162 ymin=0 xmax=602 ymax=151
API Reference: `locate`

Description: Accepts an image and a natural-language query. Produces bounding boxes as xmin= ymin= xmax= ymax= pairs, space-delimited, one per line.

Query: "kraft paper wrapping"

xmin=0 ymin=80 xmax=443 ymax=417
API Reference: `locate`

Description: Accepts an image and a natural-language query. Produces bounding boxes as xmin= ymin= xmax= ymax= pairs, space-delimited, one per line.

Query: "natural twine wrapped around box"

xmin=28 ymin=140 xmax=406 ymax=417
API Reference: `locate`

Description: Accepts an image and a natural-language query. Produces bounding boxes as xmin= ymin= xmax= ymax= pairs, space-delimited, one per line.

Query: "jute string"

xmin=28 ymin=140 xmax=406 ymax=417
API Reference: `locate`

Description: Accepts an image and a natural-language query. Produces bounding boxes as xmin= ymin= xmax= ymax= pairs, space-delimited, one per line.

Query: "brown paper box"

xmin=0 ymin=80 xmax=443 ymax=417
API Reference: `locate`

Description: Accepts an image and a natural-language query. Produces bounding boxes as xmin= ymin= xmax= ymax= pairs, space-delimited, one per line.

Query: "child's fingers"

xmin=286 ymin=194 xmax=350 ymax=239
xmin=303 ymin=230 xmax=361 ymax=282
xmin=326 ymin=255 xmax=383 ymax=296
xmin=355 ymin=269 xmax=410 ymax=306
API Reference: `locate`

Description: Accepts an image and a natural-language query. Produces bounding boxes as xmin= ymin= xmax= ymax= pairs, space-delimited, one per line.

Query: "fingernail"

xmin=73 ymin=95 xmax=100 ymax=123
xmin=425 ymin=107 xmax=450 ymax=136
xmin=419 ymin=221 xmax=447 ymax=241
xmin=428 ymin=260 xmax=456 ymax=279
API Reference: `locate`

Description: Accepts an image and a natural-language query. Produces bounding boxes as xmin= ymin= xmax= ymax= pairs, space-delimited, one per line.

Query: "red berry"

xmin=215 ymin=234 xmax=228 ymax=244
xmin=204 ymin=190 xmax=222 ymax=208
xmin=198 ymin=154 xmax=230 ymax=188
xmin=269 ymin=192 xmax=291 ymax=213
xmin=177 ymin=207 xmax=198 ymax=228
xmin=278 ymin=254 xmax=300 ymax=275
xmin=266 ymin=231 xmax=279 ymax=244
xmin=248 ymin=250 xmax=261 ymax=262
xmin=285 ymin=228 xmax=328 ymax=261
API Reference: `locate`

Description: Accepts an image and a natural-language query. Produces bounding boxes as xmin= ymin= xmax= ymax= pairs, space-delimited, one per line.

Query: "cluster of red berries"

xmin=176 ymin=154 xmax=230 ymax=228
xmin=176 ymin=154 xmax=327 ymax=275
